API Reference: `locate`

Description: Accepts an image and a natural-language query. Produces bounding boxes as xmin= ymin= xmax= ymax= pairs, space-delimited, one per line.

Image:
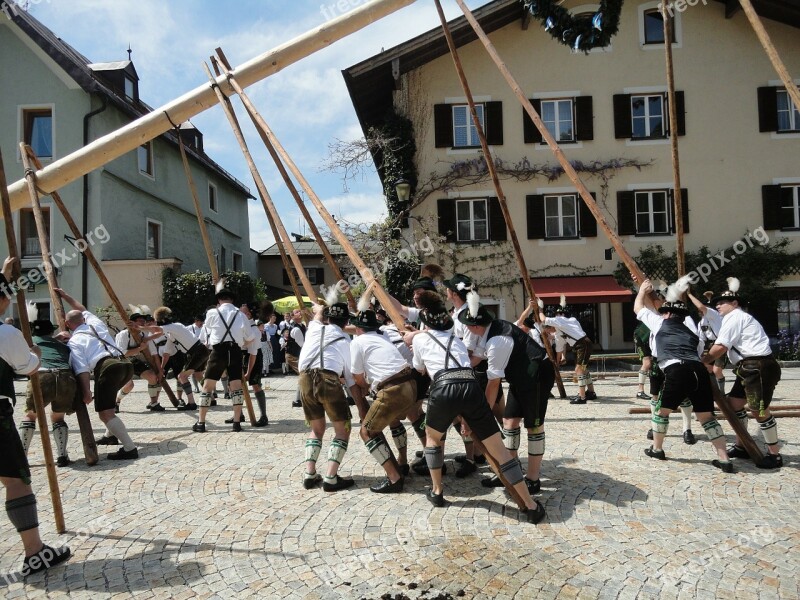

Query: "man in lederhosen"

xmin=193 ymin=283 xmax=256 ymax=433
xmin=0 ymin=262 xmax=71 ymax=575
xmin=238 ymin=301 xmax=270 ymax=427
xmin=350 ymin=307 xmax=417 ymax=494
xmin=58 ymin=288 xmax=138 ymax=460
xmin=115 ymin=310 xmax=164 ymax=413
xmin=689 ymin=290 xmax=727 ymax=393
xmin=460 ymin=294 xmax=552 ymax=496
xmin=545 ymin=298 xmax=597 ymax=404
xmin=704 ymin=279 xmax=784 ymax=469
xmin=411 ymin=293 xmax=545 ymax=523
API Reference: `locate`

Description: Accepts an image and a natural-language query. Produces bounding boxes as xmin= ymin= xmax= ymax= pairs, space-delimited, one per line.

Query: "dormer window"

xmin=124 ymin=76 xmax=135 ymax=101
xmin=89 ymin=60 xmax=139 ymax=103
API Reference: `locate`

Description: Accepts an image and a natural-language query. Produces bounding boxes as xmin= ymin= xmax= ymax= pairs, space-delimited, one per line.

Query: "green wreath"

xmin=522 ymin=0 xmax=624 ymax=53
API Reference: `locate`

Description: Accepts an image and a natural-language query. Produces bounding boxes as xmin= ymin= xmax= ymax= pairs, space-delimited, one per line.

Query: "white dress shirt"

xmin=350 ymin=331 xmax=409 ymax=392
xmin=298 ymin=320 xmax=354 ymax=386
xmin=115 ymin=329 xmax=157 ymax=355
xmin=412 ymin=330 xmax=470 ymax=380
xmin=203 ymin=303 xmax=255 ymax=348
xmin=290 ymin=323 xmax=305 ymax=348
xmin=715 ymin=308 xmax=772 ymax=364
xmin=68 ymin=311 xmax=123 ymax=375
xmin=698 ymin=307 xmax=723 ymax=342
xmin=0 ymin=324 xmax=40 ymax=383
xmin=471 ymin=326 xmax=514 ymax=381
xmin=161 ymin=322 xmax=202 ymax=356
xmin=544 ymin=316 xmax=587 ymax=347
xmin=381 ymin=325 xmax=413 ymax=366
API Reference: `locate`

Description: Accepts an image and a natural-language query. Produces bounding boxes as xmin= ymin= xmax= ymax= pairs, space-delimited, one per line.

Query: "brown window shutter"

xmin=485 ymin=101 xmax=504 ymax=145
xmin=526 ymin=195 xmax=545 ymax=239
xmin=488 ymin=197 xmax=507 ymax=241
xmin=316 ymin=268 xmax=325 ymax=285
xmin=437 ymin=199 xmax=457 ymax=242
xmin=757 ymin=87 xmax=779 ymax=133
xmin=669 ymin=189 xmax=690 ymax=234
xmin=579 ymin=193 xmax=598 ymax=238
xmin=523 ymin=99 xmax=542 ymax=144
xmin=613 ymin=94 xmax=633 ymax=139
xmin=617 ymin=191 xmax=636 ymax=235
xmin=575 ymin=96 xmax=594 ymax=141
xmin=762 ymin=185 xmax=783 ymax=230
xmin=674 ymin=91 xmax=686 ymax=136
xmin=434 ymin=104 xmax=454 ymax=148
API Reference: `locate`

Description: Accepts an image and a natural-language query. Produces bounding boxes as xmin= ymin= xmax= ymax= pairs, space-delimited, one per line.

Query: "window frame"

xmin=638 ymin=2 xmax=682 ymax=49
xmin=146 ymin=219 xmax=162 ymax=260
xmin=18 ymin=205 xmax=51 ymax=258
xmin=20 ymin=105 xmax=55 ymax=161
xmin=540 ymin=98 xmax=575 ymax=143
xmin=634 ymin=190 xmax=671 ymax=235
xmin=631 ymin=94 xmax=671 ymax=139
xmin=451 ymin=103 xmax=485 ymax=148
xmin=777 ymin=89 xmax=800 ymax=133
xmin=642 ymin=8 xmax=676 ymax=45
xmin=543 ymin=194 xmax=579 ymax=240
xmin=455 ymin=198 xmax=489 ymax=242
xmin=780 ymin=185 xmax=800 ymax=230
xmin=138 ymin=141 xmax=154 ymax=178
xmin=232 ymin=252 xmax=243 ymax=272
xmin=208 ymin=182 xmax=218 ymax=213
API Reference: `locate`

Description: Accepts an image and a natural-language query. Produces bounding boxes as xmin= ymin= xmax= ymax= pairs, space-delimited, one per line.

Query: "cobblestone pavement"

xmin=1 ymin=369 xmax=799 ymax=600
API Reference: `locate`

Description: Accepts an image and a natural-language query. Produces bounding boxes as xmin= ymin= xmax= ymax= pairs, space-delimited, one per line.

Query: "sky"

xmin=22 ymin=0 xmax=487 ymax=253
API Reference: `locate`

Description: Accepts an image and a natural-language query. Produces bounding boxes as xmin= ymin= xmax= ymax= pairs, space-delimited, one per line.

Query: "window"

xmin=614 ymin=92 xmax=684 ymax=139
xmin=642 ymin=9 xmax=675 ymax=44
xmin=635 ymin=191 xmax=669 ymax=234
xmin=124 ymin=76 xmax=135 ymax=101
xmin=219 ymin=246 xmax=227 ymax=271
xmin=233 ymin=252 xmax=243 ymax=272
xmin=780 ymin=186 xmax=800 ymax=229
xmin=23 ymin=108 xmax=53 ymax=159
xmin=618 ymin=189 xmax=688 ymax=236
xmin=544 ymin=194 xmax=578 ymax=239
xmin=631 ymin=95 xmax=665 ymax=139
xmin=19 ymin=207 xmax=50 ymax=257
xmin=777 ymin=90 xmax=800 ymax=132
xmin=283 ymin=267 xmax=324 ymax=286
xmin=763 ymin=184 xmax=800 ymax=231
xmin=146 ymin=220 xmax=161 ymax=259
xmin=541 ymin=99 xmax=574 ymax=142
xmin=209 ymin=183 xmax=218 ymax=213
xmin=138 ymin=142 xmax=153 ymax=176
xmin=452 ymin=104 xmax=484 ymax=148
xmin=456 ymin=199 xmax=488 ymax=242
xmin=777 ymin=288 xmax=800 ymax=334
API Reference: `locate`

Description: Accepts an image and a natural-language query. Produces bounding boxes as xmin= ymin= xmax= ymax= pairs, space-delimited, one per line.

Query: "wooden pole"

xmin=215 ymin=48 xmax=357 ymax=311
xmin=208 ymin=64 xmax=410 ymax=330
xmin=432 ymin=0 xmax=566 ymax=399
xmin=738 ymin=0 xmax=800 ymax=113
xmin=454 ymin=0 xmax=763 ymax=464
xmin=3 ymin=0 xmax=419 ymax=213
xmin=20 ymin=145 xmax=98 ymax=467
xmin=661 ymin=10 xmax=686 ymax=278
xmin=22 ymin=150 xmax=180 ymax=408
xmin=0 ymin=149 xmax=66 ymax=533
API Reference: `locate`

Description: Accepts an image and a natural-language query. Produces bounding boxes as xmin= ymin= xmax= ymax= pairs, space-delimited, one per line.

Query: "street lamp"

xmin=394 ymin=178 xmax=412 ymax=204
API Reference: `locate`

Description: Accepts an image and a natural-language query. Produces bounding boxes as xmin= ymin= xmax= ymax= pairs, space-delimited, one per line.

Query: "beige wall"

xmin=258 ymin=255 xmax=342 ymax=299
xmin=403 ymin=0 xmax=800 ymax=348
xmin=99 ymin=259 xmax=182 ymax=330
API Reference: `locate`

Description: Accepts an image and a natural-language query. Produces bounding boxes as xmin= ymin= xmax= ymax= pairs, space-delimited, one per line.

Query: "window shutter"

xmin=526 ymin=195 xmax=545 ymax=239
xmin=316 ymin=268 xmax=325 ymax=285
xmin=437 ymin=199 xmax=457 ymax=242
xmin=762 ymin=185 xmax=782 ymax=230
xmin=575 ymin=96 xmax=594 ymax=141
xmin=488 ymin=197 xmax=507 ymax=241
xmin=617 ymin=191 xmax=636 ymax=235
xmin=757 ymin=87 xmax=779 ymax=133
xmin=434 ymin=104 xmax=454 ymax=148
xmin=282 ymin=269 xmax=290 ymax=285
xmin=523 ymin=99 xmax=543 ymax=144
xmin=670 ymin=189 xmax=690 ymax=234
xmin=579 ymin=193 xmax=598 ymax=238
xmin=613 ymin=94 xmax=633 ymax=139
xmin=674 ymin=91 xmax=686 ymax=136
xmin=485 ymin=101 xmax=504 ymax=145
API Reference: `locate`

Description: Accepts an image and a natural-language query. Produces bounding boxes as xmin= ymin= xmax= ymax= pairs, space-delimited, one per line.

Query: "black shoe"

xmin=114 ymin=403 xmax=120 ymax=414
xmin=756 ymin=453 xmax=783 ymax=470
xmin=232 ymin=422 xmax=242 ymax=432
xmin=525 ymin=477 xmax=541 ymax=495
xmin=644 ymin=446 xmax=666 ymax=460
xmin=585 ymin=391 xmax=597 ymax=400
xmin=712 ymin=459 xmax=734 ymax=473
xmin=148 ymin=403 xmax=166 ymax=412
xmin=415 ymin=450 xmax=424 ymax=458
xmin=426 ymin=489 xmax=445 ymax=507
xmin=347 ymin=396 xmax=356 ymax=406
xmin=636 ymin=391 xmax=651 ymax=400
xmin=303 ymin=473 xmax=322 ymax=489
xmin=108 ymin=447 xmax=138 ymax=460
xmin=22 ymin=545 xmax=71 ymax=575
xmin=177 ymin=403 xmax=197 ymax=411
xmin=454 ymin=454 xmax=486 ymax=465
xmin=95 ymin=435 xmax=119 ymax=445
xmin=475 ymin=454 xmax=487 ymax=465
xmin=323 ymin=475 xmax=355 ymax=492
xmin=412 ymin=459 xmax=447 ymax=476
xmin=224 ymin=393 xmax=231 ymax=400
xmin=192 ymin=422 xmax=206 ymax=433
xmin=570 ymin=396 xmax=587 ymax=405
xmin=480 ymin=474 xmax=504 ymax=488
xmin=291 ymin=399 xmax=302 ymax=408
xmin=683 ymin=430 xmax=697 ymax=445
xmin=524 ymin=500 xmax=546 ymax=524
xmin=399 ymin=464 xmax=410 ymax=477
xmin=56 ymin=456 xmax=71 ymax=468
xmin=727 ymin=444 xmax=750 ymax=459
xmin=455 ymin=459 xmax=477 ymax=478
xmin=225 ymin=415 xmax=246 ymax=424
xmin=370 ymin=477 xmax=404 ymax=493
xmin=178 ymin=400 xmax=186 ymax=408
xmin=646 ymin=429 xmax=654 ymax=441
xmin=210 ymin=399 xmax=217 ymax=406
xmin=254 ymin=416 xmax=269 ymax=427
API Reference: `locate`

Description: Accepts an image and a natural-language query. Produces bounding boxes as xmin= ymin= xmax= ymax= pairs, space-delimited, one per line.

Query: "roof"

xmin=531 ymin=275 xmax=633 ymax=304
xmin=7 ymin=10 xmax=253 ymax=199
xmin=259 ymin=240 xmax=346 ymax=257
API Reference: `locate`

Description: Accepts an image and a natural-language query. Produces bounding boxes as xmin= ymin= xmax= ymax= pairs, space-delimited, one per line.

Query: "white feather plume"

xmin=653 ymin=279 xmax=668 ymax=293
xmin=26 ymin=301 xmax=38 ymax=323
xmin=559 ymin=294 xmax=566 ymax=308
xmin=139 ymin=305 xmax=151 ymax=316
xmin=727 ymin=277 xmax=740 ymax=293
xmin=324 ymin=285 xmax=340 ymax=307
xmin=665 ymin=283 xmax=682 ymax=303
xmin=467 ymin=290 xmax=480 ymax=318
xmin=215 ymin=278 xmax=226 ymax=294
xmin=128 ymin=304 xmax=140 ymax=315
xmin=357 ymin=289 xmax=372 ymax=313
xmin=537 ymin=298 xmax=544 ymax=309
xmin=675 ymin=275 xmax=692 ymax=294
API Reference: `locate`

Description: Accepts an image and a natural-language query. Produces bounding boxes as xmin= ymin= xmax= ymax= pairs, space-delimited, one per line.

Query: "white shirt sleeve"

xmin=291 ymin=327 xmax=304 ymax=347
xmin=350 ymin=339 xmax=365 ymax=376
xmin=485 ymin=335 xmax=514 ymax=380
xmin=636 ymin=307 xmax=663 ymax=334
xmin=412 ymin=337 xmax=425 ymax=373
xmin=2 ymin=327 xmax=40 ymax=375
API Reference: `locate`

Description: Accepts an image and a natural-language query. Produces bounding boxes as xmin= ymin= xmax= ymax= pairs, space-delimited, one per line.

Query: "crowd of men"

xmin=0 ymin=255 xmax=787 ymax=576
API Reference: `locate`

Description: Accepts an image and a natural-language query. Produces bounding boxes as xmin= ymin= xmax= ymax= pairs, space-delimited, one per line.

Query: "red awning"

xmin=530 ymin=275 xmax=633 ymax=304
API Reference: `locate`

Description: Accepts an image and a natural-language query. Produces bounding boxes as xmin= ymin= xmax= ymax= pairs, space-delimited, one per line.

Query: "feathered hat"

xmin=658 ymin=275 xmax=692 ymax=317
xmin=443 ymin=273 xmax=474 ymax=294
xmin=555 ymin=294 xmax=568 ymax=315
xmin=456 ymin=290 xmax=494 ymax=327
xmin=710 ymin=277 xmax=745 ymax=306
xmin=350 ymin=288 xmax=381 ymax=331
xmin=322 ymin=285 xmax=348 ymax=321
xmin=214 ymin=278 xmax=235 ymax=302
xmin=28 ymin=301 xmax=54 ymax=336
xmin=127 ymin=303 xmax=150 ymax=320
xmin=416 ymin=290 xmax=453 ymax=331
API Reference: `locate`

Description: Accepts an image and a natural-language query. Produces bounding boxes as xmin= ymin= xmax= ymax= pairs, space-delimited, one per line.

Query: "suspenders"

xmin=306 ymin=325 xmax=346 ymax=369
xmin=426 ymin=332 xmax=458 ymax=369
xmin=74 ymin=325 xmax=124 ymax=357
xmin=216 ymin=308 xmax=240 ymax=344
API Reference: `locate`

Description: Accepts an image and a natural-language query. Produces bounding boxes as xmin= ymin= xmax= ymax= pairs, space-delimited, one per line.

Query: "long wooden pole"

xmin=22 ymin=150 xmax=180 ymax=408
xmin=454 ymin=0 xmax=763 ymax=464
xmin=661 ymin=10 xmax=685 ymax=278
xmin=210 ymin=64 xmax=408 ymax=329
xmin=0 ymin=149 xmax=66 ymax=533
xmin=3 ymin=0 xmax=419 ymax=214
xmin=738 ymin=0 xmax=800 ymax=113
xmin=20 ymin=145 xmax=99 ymax=467
xmin=432 ymin=0 xmax=566 ymax=400
xmin=215 ymin=48 xmax=357 ymax=311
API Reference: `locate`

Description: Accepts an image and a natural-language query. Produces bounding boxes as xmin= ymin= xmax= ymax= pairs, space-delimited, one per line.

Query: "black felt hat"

xmin=31 ymin=319 xmax=55 ymax=336
xmin=351 ymin=310 xmax=382 ymax=331
xmin=327 ymin=302 xmax=350 ymax=322
xmin=412 ymin=277 xmax=437 ymax=292
xmin=658 ymin=300 xmax=690 ymax=317
xmin=710 ymin=278 xmax=745 ymax=307
xmin=457 ymin=305 xmax=494 ymax=327
xmin=443 ymin=273 xmax=474 ymax=293
xmin=419 ymin=304 xmax=454 ymax=331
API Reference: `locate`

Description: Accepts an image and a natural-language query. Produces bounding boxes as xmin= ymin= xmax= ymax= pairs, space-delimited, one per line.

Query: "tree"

xmin=162 ymin=269 xmax=266 ymax=324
